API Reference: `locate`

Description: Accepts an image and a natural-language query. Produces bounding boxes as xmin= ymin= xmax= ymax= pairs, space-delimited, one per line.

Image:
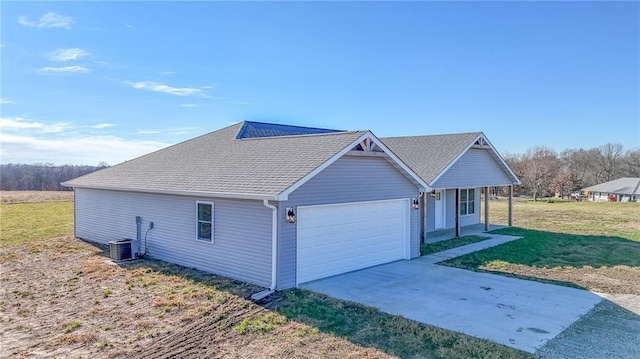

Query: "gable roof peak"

xmin=381 ymin=131 xmax=519 ymax=186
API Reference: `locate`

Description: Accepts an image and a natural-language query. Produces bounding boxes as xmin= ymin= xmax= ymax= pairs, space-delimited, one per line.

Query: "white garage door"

xmin=296 ymin=199 xmax=410 ymax=284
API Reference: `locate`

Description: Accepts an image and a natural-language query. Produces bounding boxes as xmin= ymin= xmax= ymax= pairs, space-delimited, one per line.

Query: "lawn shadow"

xmin=438 ymin=227 xmax=640 ymax=292
xmin=487 ymin=227 xmax=640 ymax=268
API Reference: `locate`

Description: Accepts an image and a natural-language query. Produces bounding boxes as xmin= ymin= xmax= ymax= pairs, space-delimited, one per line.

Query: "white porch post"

xmin=508 ymin=185 xmax=513 ymax=227
xmin=455 ymin=188 xmax=461 ymax=237
xmin=484 ymin=186 xmax=490 ymax=231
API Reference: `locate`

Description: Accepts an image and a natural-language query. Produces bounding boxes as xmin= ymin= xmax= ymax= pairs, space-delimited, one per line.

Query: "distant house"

xmin=64 ymin=122 xmax=429 ymax=293
xmin=63 ymin=121 xmax=519 ymax=293
xmin=382 ymin=133 xmax=520 ymax=239
xmin=582 ymin=178 xmax=640 ymax=202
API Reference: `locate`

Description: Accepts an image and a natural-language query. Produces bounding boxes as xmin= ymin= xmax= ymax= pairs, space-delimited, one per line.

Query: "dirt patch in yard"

xmin=480 ymin=263 xmax=640 ymax=295
xmin=134 ymin=313 xmax=385 ymax=359
xmin=537 ymin=299 xmax=640 ymax=359
xmin=0 ymin=237 xmax=391 ymax=359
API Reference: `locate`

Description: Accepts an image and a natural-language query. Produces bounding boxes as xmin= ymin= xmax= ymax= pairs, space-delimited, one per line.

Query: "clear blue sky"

xmin=1 ymin=1 xmax=638 ymax=165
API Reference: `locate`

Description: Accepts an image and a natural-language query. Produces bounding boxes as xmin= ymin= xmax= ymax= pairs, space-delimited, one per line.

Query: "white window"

xmin=196 ymin=201 xmax=214 ymax=242
xmin=460 ymin=188 xmax=475 ymax=216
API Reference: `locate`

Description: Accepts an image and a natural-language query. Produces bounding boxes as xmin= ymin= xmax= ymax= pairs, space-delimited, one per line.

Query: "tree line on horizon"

xmin=1 ymin=143 xmax=639 ymax=196
xmin=0 ymin=163 xmax=108 ymax=191
xmin=504 ymin=143 xmax=640 ymax=200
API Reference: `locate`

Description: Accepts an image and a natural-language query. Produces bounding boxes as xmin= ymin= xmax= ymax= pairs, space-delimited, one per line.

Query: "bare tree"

xmin=624 ymin=149 xmax=640 ymax=177
xmin=0 ymin=164 xmax=107 ymax=191
xmin=560 ymin=148 xmax=599 ymax=188
xmin=504 ymin=143 xmax=637 ymax=198
xmin=517 ymin=147 xmax=560 ymax=201
xmin=550 ymin=167 xmax=578 ymax=199
xmin=501 ymin=152 xmax=523 ymax=196
xmin=593 ymin=143 xmax=625 ymax=183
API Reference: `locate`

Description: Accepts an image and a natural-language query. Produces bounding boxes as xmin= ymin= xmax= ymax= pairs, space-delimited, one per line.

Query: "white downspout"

xmin=251 ymin=200 xmax=278 ymax=301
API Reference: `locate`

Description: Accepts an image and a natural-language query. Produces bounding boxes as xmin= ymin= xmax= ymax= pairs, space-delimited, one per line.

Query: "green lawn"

xmin=487 ymin=200 xmax=640 ymax=241
xmin=0 ymin=201 xmax=74 ymax=245
xmin=445 ymin=227 xmax=640 ymax=269
xmin=420 ymin=235 xmax=489 ymax=256
xmin=446 ymin=201 xmax=640 ymax=293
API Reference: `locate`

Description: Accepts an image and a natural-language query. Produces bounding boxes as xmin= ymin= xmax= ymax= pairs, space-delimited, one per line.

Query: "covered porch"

xmin=382 ymin=132 xmax=521 ymax=243
xmin=421 ymin=185 xmax=515 ymax=242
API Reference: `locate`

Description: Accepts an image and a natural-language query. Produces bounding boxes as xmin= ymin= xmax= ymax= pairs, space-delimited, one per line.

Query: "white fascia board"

xmin=429 ymin=133 xmax=521 ymax=187
xmin=479 ymin=133 xmax=522 ymax=185
xmin=277 ymin=132 xmax=373 ymax=201
xmin=367 ymin=132 xmax=431 ymax=192
xmin=278 ymin=132 xmax=430 ymax=201
xmin=64 ymin=184 xmax=278 ymax=201
xmin=430 ymin=182 xmax=517 ymax=190
xmin=429 ymin=133 xmax=483 ymax=186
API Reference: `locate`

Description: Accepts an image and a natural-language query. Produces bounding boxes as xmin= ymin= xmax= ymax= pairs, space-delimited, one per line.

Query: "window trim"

xmin=459 ymin=188 xmax=476 ymax=216
xmin=196 ymin=201 xmax=214 ymax=243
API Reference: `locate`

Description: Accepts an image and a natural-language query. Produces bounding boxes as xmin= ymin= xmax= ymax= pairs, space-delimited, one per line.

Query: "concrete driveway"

xmin=301 ymin=235 xmax=602 ymax=353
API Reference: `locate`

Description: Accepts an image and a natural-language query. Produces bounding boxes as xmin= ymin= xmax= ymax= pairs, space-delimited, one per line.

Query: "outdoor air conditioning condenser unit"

xmin=109 ymin=238 xmax=133 ymax=261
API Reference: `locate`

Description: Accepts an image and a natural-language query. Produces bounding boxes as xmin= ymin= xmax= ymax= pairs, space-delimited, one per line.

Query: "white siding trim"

xmin=366 ymin=133 xmax=431 ymax=192
xmin=195 ymin=201 xmax=215 ymax=243
xmin=65 ymin=184 xmax=277 ymax=201
xmin=73 ymin=189 xmax=78 ymax=237
xmin=480 ymin=135 xmax=521 ymax=185
xmin=296 ymin=197 xmax=409 ymax=210
xmin=459 ymin=188 xmax=476 ymax=216
xmin=430 ymin=133 xmax=520 ymax=186
xmin=278 ymin=132 xmax=430 ymax=201
xmin=430 ymin=133 xmax=482 ymax=186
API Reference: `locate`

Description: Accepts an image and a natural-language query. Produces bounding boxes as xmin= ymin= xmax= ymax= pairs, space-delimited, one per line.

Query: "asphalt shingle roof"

xmin=582 ymin=177 xmax=640 ymax=196
xmin=64 ymin=122 xmax=367 ymax=198
xmin=382 ymin=132 xmax=482 ymax=184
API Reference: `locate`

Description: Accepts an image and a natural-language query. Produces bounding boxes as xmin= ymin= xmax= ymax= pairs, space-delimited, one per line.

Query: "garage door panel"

xmin=297 ymin=199 xmax=410 ymax=284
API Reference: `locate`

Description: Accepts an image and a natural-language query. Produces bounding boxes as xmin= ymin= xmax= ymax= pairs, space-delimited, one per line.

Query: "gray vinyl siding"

xmin=433 ymin=148 xmax=513 ymax=188
xmin=277 ymin=155 xmax=421 ymax=289
xmin=74 ymin=188 xmax=272 ymax=287
xmin=426 ymin=195 xmax=435 ymax=232
xmin=442 ymin=188 xmax=480 ymax=230
xmin=445 ymin=189 xmax=456 ymax=228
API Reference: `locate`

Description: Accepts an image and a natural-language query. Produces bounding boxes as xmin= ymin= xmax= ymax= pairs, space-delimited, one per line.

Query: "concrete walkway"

xmin=302 ymin=234 xmax=602 ymax=353
xmin=423 ymin=233 xmax=521 ymax=264
xmin=425 ymin=223 xmax=506 ymax=243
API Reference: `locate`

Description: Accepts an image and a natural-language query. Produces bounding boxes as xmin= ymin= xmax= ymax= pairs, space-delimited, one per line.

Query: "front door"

xmin=434 ymin=190 xmax=446 ymax=230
